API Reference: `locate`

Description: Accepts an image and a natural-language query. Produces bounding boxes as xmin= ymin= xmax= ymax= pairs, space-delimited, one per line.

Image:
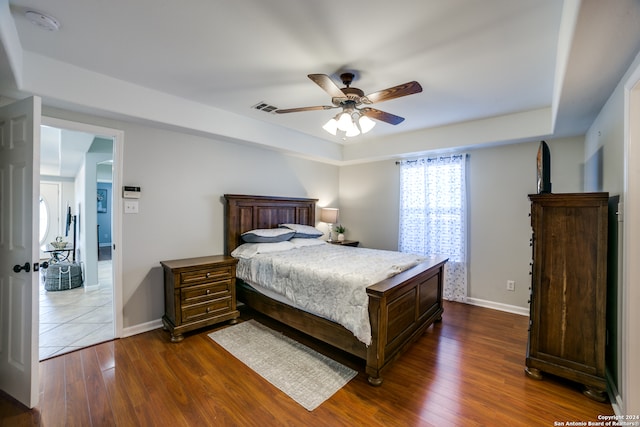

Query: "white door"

xmin=0 ymin=96 xmax=41 ymax=408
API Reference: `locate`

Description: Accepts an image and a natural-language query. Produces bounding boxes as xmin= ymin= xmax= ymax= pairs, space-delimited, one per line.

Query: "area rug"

xmin=208 ymin=320 xmax=357 ymax=411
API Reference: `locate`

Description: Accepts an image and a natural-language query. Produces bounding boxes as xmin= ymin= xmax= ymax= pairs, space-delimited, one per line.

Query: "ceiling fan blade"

xmin=308 ymin=74 xmax=348 ymax=99
xmin=360 ymin=108 xmax=405 ymax=125
xmin=362 ymin=81 xmax=423 ymax=104
xmin=275 ymin=105 xmax=336 ymax=114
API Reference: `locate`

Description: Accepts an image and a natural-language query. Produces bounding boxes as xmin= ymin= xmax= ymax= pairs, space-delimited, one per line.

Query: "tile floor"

xmin=39 ymin=260 xmax=114 ymax=360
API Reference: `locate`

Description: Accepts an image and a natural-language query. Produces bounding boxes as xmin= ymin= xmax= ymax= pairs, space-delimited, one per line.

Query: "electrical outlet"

xmin=124 ymin=200 xmax=139 ymax=214
xmin=506 ymin=280 xmax=515 ymax=291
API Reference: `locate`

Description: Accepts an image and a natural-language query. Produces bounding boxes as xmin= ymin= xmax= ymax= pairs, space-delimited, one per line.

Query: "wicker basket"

xmin=45 ymin=262 xmax=83 ymax=291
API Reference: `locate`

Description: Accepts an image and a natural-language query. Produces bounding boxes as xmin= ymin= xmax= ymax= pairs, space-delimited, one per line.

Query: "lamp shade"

xmin=336 ymin=113 xmax=352 ymax=132
xmin=345 ymin=121 xmax=360 ymax=137
xmin=320 ymin=207 xmax=339 ymax=224
xmin=359 ymin=115 xmax=376 ymax=133
xmin=322 ymin=118 xmax=338 ymax=135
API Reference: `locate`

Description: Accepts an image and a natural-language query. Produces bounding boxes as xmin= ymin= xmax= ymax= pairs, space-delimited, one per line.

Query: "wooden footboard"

xmin=365 ymin=256 xmax=446 ymax=384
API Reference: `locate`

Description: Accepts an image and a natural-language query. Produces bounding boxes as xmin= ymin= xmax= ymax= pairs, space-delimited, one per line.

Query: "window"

xmin=39 ymin=196 xmax=49 ymax=245
xmin=398 ymin=155 xmax=468 ymax=301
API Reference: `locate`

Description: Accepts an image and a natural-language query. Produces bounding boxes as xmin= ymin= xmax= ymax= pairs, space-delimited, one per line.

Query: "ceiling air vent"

xmin=252 ymin=102 xmax=278 ymax=114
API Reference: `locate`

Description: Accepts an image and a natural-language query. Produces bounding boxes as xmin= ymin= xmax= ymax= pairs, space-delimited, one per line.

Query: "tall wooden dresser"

xmin=525 ymin=193 xmax=609 ymax=402
xmin=160 ymin=255 xmax=239 ymax=342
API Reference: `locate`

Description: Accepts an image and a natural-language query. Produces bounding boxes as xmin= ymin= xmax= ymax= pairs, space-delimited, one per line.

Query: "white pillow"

xmin=290 ymin=238 xmax=326 ymax=248
xmin=231 ymin=241 xmax=295 ymax=259
xmin=279 ymin=223 xmax=323 ymax=238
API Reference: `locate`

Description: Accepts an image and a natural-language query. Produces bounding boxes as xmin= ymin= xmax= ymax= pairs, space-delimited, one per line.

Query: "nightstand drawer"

xmin=160 ymin=255 xmax=239 ymax=342
xmin=181 ymin=281 xmax=231 ymax=305
xmin=180 ymin=266 xmax=233 ymax=285
xmin=182 ymin=297 xmax=232 ymax=323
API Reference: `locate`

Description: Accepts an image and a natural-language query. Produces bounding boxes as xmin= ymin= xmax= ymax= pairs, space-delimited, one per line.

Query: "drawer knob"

xmin=206 ymin=289 xmax=210 ymax=294
xmin=206 ymin=272 xmax=211 ymax=278
xmin=207 ymin=307 xmax=211 ymax=313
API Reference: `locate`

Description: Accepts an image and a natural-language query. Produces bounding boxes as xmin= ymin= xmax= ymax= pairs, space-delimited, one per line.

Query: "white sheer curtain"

xmin=398 ymin=155 xmax=468 ymax=302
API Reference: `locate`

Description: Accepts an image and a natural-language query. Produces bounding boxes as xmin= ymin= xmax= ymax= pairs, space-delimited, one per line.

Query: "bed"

xmin=224 ymin=194 xmax=447 ymax=385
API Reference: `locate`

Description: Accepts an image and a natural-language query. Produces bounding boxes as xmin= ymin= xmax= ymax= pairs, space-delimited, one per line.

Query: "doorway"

xmin=38 ymin=118 xmax=123 ymax=360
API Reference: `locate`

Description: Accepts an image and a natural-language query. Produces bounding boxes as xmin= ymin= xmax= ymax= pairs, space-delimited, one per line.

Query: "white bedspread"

xmin=234 ymin=244 xmax=426 ymax=345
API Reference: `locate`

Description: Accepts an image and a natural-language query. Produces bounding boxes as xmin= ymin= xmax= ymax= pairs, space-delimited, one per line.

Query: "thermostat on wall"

xmin=123 ymin=186 xmax=141 ymax=199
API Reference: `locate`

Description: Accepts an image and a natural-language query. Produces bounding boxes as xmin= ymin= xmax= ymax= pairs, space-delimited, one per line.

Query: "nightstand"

xmin=160 ymin=255 xmax=239 ymax=342
xmin=329 ymin=240 xmax=359 ymax=247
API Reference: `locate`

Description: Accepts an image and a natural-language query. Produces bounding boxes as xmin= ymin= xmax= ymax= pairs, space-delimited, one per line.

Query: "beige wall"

xmin=43 ymin=104 xmax=587 ymax=324
xmin=466 ymin=137 xmax=583 ymax=307
xmin=338 ymin=161 xmax=400 ymax=251
xmin=339 ymin=136 xmax=585 ymax=310
xmin=43 ymin=107 xmax=339 ymax=329
xmin=583 ymin=50 xmax=640 ymax=416
xmin=43 ymin=105 xmax=587 ymax=318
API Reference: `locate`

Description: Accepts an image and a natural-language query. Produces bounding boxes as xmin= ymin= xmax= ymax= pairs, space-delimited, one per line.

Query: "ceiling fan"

xmin=275 ymin=73 xmax=423 ymax=136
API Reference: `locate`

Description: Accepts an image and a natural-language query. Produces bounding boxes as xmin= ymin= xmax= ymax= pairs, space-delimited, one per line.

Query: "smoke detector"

xmin=25 ymin=10 xmax=60 ymax=31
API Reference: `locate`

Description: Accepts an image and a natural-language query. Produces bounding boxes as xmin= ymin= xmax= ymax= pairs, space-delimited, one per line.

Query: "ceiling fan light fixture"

xmin=279 ymin=72 xmax=422 ymax=138
xmin=336 ymin=112 xmax=353 ymax=132
xmin=322 ymin=117 xmax=338 ymax=135
xmin=358 ymin=115 xmax=376 ymax=134
xmin=323 ymin=111 xmax=372 ymax=137
xmin=345 ymin=121 xmax=360 ymax=137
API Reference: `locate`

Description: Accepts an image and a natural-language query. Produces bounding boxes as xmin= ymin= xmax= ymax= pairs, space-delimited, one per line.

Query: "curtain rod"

xmin=395 ymin=154 xmax=466 ymax=165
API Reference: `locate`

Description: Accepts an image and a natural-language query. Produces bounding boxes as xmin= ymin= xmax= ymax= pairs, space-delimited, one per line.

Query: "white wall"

xmin=82 ymin=150 xmax=111 ymax=288
xmin=74 ymin=161 xmax=86 ymax=267
xmin=339 ymin=136 xmax=584 ymax=310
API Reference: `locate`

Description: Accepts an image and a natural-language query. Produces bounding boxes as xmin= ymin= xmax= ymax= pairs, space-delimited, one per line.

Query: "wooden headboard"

xmin=223 ymin=194 xmax=318 ymax=255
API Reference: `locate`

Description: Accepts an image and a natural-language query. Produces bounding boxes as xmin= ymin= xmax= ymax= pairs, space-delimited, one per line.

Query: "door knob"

xmin=13 ymin=262 xmax=31 ymax=273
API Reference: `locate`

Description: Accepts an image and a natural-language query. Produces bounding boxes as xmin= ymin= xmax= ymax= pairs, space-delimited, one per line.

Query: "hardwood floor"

xmin=1 ymin=301 xmax=613 ymax=426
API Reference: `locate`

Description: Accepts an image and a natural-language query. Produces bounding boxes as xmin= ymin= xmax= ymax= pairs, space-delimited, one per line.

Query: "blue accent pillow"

xmin=241 ymin=228 xmax=296 ymax=243
xmin=279 ymin=223 xmax=323 ymax=238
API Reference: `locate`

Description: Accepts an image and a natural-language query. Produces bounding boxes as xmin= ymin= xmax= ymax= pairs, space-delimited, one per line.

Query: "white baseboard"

xmin=83 ymin=283 xmax=100 ymax=292
xmin=122 ymin=300 xmax=528 ymax=339
xmin=122 ymin=318 xmax=163 ymax=338
xmin=606 ymin=369 xmax=624 ymax=416
xmin=463 ymin=297 xmax=529 ymax=316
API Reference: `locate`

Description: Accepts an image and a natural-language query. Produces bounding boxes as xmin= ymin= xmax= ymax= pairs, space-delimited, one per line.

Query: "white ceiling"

xmin=1 ymin=0 xmax=640 ymax=164
xmin=40 ymin=125 xmax=95 ymax=178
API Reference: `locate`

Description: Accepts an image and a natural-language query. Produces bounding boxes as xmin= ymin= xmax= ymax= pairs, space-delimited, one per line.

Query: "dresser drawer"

xmin=181 ymin=281 xmax=231 ymax=305
xmin=182 ymin=297 xmax=232 ymax=323
xmin=180 ymin=266 xmax=233 ymax=286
